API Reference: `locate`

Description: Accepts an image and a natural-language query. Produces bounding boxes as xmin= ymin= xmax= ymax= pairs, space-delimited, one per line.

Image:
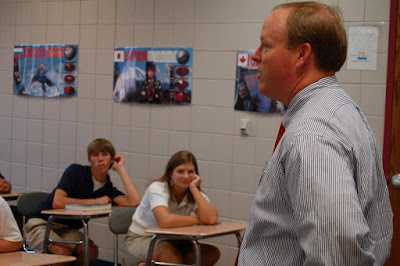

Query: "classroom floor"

xmin=93 ymin=259 xmax=115 ymax=266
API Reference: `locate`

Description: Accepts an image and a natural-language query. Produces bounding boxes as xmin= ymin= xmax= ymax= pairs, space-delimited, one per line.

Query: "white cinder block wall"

xmin=0 ymin=0 xmax=390 ymax=264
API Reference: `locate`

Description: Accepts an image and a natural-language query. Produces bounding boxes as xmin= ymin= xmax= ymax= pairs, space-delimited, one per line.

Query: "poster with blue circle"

xmin=13 ymin=44 xmax=78 ymax=97
xmin=113 ymin=47 xmax=193 ymax=105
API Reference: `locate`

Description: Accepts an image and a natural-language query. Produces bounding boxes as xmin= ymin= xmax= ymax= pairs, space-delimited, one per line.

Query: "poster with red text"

xmin=113 ymin=47 xmax=192 ymax=104
xmin=13 ymin=44 xmax=78 ymax=97
xmin=235 ymin=50 xmax=285 ymax=113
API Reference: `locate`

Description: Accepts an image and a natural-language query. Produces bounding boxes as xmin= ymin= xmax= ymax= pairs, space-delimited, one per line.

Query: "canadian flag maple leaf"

xmin=240 ymin=56 xmax=246 ymax=63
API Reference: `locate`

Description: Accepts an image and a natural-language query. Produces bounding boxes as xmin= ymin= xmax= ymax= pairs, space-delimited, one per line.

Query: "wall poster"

xmin=235 ymin=50 xmax=285 ymax=113
xmin=347 ymin=26 xmax=379 ymax=70
xmin=113 ymin=47 xmax=193 ymax=105
xmin=13 ymin=44 xmax=78 ymax=97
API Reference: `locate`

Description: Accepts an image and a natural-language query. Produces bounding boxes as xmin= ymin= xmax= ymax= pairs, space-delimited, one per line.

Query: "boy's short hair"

xmin=87 ymin=138 xmax=116 ymax=160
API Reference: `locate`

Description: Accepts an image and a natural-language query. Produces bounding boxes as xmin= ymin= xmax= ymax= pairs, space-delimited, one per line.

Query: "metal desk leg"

xmin=146 ymin=234 xmax=158 ymax=266
xmin=82 ymin=219 xmax=89 ymax=266
xmin=235 ymin=231 xmax=242 ymax=247
xmin=43 ymin=216 xmax=90 ymax=266
xmin=43 ymin=215 xmax=56 ymax=253
xmin=192 ymin=239 xmax=200 ymax=266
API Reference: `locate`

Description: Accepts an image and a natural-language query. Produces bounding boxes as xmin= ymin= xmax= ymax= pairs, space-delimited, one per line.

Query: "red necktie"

xmin=273 ymin=122 xmax=285 ymax=152
xmin=235 ymin=123 xmax=286 ymax=265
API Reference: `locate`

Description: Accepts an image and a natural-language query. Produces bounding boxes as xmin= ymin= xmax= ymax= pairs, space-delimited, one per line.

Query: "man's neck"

xmin=91 ymin=169 xmax=108 ymax=183
xmin=288 ymin=71 xmax=335 ymax=106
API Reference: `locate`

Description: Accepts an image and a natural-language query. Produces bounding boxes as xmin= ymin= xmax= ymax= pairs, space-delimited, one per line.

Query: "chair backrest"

xmin=16 ymin=191 xmax=49 ymax=252
xmin=17 ymin=191 xmax=49 ymax=217
xmin=109 ymin=207 xmax=136 ymax=234
xmin=109 ymin=207 xmax=136 ymax=266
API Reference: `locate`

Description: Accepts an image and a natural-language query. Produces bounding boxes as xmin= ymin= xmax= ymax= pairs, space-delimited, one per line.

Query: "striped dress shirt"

xmin=238 ymin=76 xmax=393 ymax=265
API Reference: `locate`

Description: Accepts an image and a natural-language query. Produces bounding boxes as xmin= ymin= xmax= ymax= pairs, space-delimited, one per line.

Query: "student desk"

xmin=41 ymin=207 xmax=121 ymax=266
xmin=1 ymin=192 xmax=22 ymax=201
xmin=0 ymin=251 xmax=76 ymax=265
xmin=145 ymin=220 xmax=247 ymax=266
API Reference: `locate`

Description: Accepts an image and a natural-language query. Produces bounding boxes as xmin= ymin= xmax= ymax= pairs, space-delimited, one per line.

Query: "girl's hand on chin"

xmin=189 ymin=175 xmax=201 ymax=189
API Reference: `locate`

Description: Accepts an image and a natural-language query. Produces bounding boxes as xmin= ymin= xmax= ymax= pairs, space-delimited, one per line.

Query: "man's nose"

xmin=252 ymin=47 xmax=261 ymax=62
xmin=251 ymin=53 xmax=259 ymax=63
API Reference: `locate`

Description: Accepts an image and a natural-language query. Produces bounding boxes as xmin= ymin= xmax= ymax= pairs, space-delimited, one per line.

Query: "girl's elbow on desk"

xmin=200 ymin=216 xmax=219 ymax=225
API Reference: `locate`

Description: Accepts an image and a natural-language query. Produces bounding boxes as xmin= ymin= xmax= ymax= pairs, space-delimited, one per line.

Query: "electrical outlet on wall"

xmin=240 ymin=118 xmax=250 ymax=135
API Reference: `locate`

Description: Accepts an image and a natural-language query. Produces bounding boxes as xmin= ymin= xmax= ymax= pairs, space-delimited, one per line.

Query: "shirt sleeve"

xmin=284 ymin=135 xmax=375 ymax=265
xmin=0 ymin=198 xmax=22 ymax=242
xmin=148 ymin=182 xmax=169 ymax=210
xmin=103 ymin=184 xmax=124 ymax=200
xmin=56 ymin=164 xmax=79 ymax=196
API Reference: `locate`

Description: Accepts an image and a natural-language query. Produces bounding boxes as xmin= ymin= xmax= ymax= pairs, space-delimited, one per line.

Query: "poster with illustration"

xmin=113 ymin=47 xmax=193 ymax=104
xmin=13 ymin=44 xmax=78 ymax=97
xmin=235 ymin=50 xmax=285 ymax=113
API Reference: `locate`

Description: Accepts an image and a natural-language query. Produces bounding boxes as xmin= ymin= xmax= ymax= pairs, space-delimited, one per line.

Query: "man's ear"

xmin=109 ymin=158 xmax=115 ymax=169
xmin=296 ymin=43 xmax=312 ymax=67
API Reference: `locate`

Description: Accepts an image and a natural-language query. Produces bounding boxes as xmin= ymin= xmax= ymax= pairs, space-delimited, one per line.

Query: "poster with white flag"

xmin=234 ymin=50 xmax=286 ymax=113
xmin=113 ymin=47 xmax=193 ymax=105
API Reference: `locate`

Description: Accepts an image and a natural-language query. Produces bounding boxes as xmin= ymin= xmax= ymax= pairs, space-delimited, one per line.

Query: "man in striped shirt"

xmin=237 ymin=2 xmax=393 ymax=265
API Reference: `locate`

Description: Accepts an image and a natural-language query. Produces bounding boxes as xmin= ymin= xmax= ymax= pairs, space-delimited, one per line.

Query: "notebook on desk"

xmin=65 ymin=203 xmax=112 ymax=212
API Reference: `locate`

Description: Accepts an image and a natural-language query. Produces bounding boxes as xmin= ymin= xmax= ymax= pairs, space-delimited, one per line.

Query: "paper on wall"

xmin=347 ymin=26 xmax=379 ymax=71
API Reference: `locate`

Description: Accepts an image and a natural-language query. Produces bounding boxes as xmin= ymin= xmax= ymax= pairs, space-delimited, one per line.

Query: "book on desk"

xmin=65 ymin=203 xmax=112 ymax=212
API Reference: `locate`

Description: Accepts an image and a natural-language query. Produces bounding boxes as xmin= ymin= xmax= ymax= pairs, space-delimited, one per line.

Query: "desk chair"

xmin=109 ymin=207 xmax=136 ymax=266
xmin=16 ymin=191 xmax=49 ymax=252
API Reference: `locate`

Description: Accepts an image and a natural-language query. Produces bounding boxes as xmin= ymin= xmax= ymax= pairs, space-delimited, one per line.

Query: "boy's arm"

xmin=52 ymin=189 xmax=111 ymax=209
xmin=111 ymin=155 xmax=141 ymax=207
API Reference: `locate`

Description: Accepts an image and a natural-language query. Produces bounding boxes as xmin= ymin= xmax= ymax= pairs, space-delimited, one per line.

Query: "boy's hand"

xmin=111 ymin=155 xmax=124 ymax=171
xmin=94 ymin=195 xmax=112 ymax=204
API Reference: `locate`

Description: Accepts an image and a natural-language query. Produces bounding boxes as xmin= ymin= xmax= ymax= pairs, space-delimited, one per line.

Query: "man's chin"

xmin=96 ymin=166 xmax=109 ymax=172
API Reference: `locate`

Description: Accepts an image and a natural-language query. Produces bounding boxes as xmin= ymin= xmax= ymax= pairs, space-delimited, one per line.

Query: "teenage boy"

xmin=24 ymin=138 xmax=141 ymax=265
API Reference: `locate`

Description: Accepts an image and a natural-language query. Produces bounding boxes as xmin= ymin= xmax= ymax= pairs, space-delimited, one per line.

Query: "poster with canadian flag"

xmin=113 ymin=47 xmax=193 ymax=104
xmin=235 ymin=50 xmax=285 ymax=113
xmin=13 ymin=44 xmax=78 ymax=97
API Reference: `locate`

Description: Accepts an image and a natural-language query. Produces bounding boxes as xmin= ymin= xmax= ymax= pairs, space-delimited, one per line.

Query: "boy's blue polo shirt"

xmin=29 ymin=164 xmax=124 ymax=229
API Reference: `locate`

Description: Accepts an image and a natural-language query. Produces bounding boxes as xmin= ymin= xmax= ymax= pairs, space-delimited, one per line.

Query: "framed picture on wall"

xmin=113 ymin=47 xmax=193 ymax=105
xmin=13 ymin=44 xmax=78 ymax=98
xmin=235 ymin=50 xmax=285 ymax=113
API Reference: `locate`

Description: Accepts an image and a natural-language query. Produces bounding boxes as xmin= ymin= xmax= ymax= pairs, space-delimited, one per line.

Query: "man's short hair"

xmin=273 ymin=1 xmax=347 ymax=72
xmin=87 ymin=138 xmax=116 ymax=160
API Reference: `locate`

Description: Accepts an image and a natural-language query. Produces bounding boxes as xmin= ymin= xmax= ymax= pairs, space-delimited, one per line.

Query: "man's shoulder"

xmin=65 ymin=163 xmax=90 ymax=173
xmin=61 ymin=164 xmax=91 ymax=183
